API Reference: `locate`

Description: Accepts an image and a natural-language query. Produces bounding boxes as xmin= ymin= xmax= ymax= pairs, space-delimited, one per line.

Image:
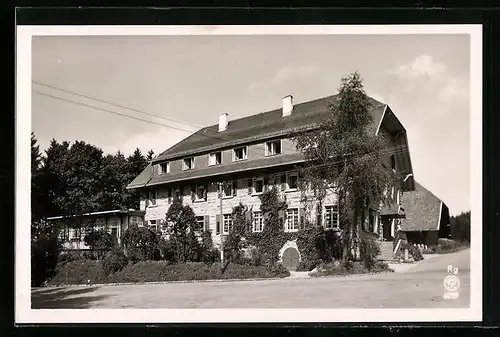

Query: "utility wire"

xmin=32 ymin=80 xmax=204 ymax=129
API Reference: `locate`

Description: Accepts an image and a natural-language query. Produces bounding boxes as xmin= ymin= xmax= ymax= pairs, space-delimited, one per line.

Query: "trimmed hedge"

xmin=46 ymin=260 xmax=290 ymax=286
xmin=310 ymin=260 xmax=393 ymax=277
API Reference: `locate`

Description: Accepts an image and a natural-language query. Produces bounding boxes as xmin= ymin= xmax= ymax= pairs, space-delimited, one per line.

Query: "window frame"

xmin=195 ymin=215 xmax=205 ymax=231
xmin=253 ymin=177 xmax=264 ymax=195
xmin=149 ymin=219 xmax=158 ymax=231
xmin=182 ymin=157 xmax=195 ymax=171
xmin=285 ymin=208 xmax=300 ymax=232
xmin=252 ymin=211 xmax=264 ymax=232
xmin=232 ymin=146 xmax=248 ymax=162
xmin=195 ymin=184 xmax=207 ymax=202
xmin=286 ymin=172 xmax=299 ymax=191
xmin=324 ymin=204 xmax=339 ymax=230
xmin=147 ymin=189 xmax=157 ymax=207
xmin=208 ymin=151 xmax=222 ymax=166
xmin=223 ymin=213 xmax=233 ymax=234
xmin=221 ymin=181 xmax=234 ymax=199
xmin=159 ymin=162 xmax=170 ymax=175
xmin=265 ymin=139 xmax=282 ymax=156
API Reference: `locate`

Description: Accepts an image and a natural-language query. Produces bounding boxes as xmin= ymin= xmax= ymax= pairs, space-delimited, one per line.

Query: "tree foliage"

xmin=165 ymin=200 xmax=200 ymax=263
xmin=450 ymin=211 xmax=471 ymax=243
xmin=293 ymin=72 xmax=398 ymax=263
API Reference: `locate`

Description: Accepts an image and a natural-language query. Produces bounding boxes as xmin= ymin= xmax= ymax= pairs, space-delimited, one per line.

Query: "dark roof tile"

xmin=400 ymin=181 xmax=444 ymax=232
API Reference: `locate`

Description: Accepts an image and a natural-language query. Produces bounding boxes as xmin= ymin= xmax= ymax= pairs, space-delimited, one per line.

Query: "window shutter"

xmin=204 ymin=215 xmax=210 ymax=232
xmin=247 ymin=179 xmax=253 ymax=195
xmin=204 ymin=184 xmax=208 ymax=201
xmin=216 ymin=214 xmax=221 ymax=234
xmin=232 ymin=180 xmax=237 ymax=196
xmin=281 ymin=174 xmax=287 ymax=191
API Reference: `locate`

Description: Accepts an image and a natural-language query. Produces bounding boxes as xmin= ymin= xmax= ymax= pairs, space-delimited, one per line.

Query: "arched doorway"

xmin=282 ymin=247 xmax=300 ymax=271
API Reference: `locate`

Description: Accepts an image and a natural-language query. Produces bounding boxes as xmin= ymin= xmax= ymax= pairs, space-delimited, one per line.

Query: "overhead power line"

xmin=32 ymin=80 xmax=204 ymax=129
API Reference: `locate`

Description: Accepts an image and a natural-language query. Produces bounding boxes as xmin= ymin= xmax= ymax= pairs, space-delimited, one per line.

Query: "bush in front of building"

xmin=47 ymin=260 xmax=290 ymax=285
xmin=122 ymin=225 xmax=159 ymax=263
xmin=102 ymin=248 xmax=129 ymax=276
xmin=309 ymin=259 xmax=393 ymax=278
xmin=394 ymin=241 xmax=424 ymax=262
xmin=83 ymin=229 xmax=116 ymax=260
xmin=46 ymin=259 xmax=108 ymax=286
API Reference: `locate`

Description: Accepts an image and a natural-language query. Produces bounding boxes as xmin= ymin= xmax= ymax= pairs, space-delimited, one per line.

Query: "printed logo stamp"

xmin=443 ymin=265 xmax=460 ymax=300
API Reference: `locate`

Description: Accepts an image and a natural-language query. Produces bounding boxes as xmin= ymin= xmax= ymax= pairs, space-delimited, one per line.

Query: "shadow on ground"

xmin=31 ymin=287 xmax=109 ymax=309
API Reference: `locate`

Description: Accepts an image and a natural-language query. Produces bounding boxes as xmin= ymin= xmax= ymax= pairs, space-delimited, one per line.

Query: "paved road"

xmin=32 ymin=249 xmax=470 ymax=309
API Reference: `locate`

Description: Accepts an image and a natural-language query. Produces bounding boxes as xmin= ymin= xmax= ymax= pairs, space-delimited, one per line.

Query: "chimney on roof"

xmin=218 ymin=113 xmax=229 ymax=132
xmin=282 ymin=95 xmax=293 ymax=117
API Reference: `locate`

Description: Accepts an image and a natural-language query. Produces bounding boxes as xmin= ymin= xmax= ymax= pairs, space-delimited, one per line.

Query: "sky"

xmin=31 ymin=33 xmax=471 ymax=215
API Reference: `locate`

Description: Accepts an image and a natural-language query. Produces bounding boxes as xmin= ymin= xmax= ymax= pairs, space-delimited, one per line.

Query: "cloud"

xmin=389 ymin=54 xmax=468 ymax=106
xmin=392 ymin=54 xmax=446 ymax=80
xmin=248 ymin=64 xmax=318 ymax=91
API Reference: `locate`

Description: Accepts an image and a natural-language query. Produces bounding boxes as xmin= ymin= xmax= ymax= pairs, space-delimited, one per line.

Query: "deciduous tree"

xmin=293 ymin=72 xmax=399 ymax=264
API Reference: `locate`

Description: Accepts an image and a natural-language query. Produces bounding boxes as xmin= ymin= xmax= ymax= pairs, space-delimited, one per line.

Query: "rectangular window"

xmin=111 ymin=227 xmax=118 ymax=239
xmin=222 ymin=182 xmax=233 ymax=198
xmin=324 ymin=205 xmax=339 ymax=230
xmin=209 ymin=152 xmax=222 ymax=166
xmin=148 ymin=190 xmax=157 ymax=206
xmin=233 ymin=146 xmax=248 ymax=161
xmin=182 ymin=157 xmax=195 ymax=170
xmin=149 ymin=219 xmax=157 ymax=231
xmin=287 ymin=172 xmax=298 ymax=190
xmin=223 ymin=214 xmax=233 ymax=234
xmin=286 ymin=208 xmax=300 ymax=232
xmin=253 ymin=211 xmax=263 ymax=232
xmin=196 ymin=184 xmax=207 ymax=201
xmin=196 ymin=216 xmax=205 ymax=231
xmin=159 ymin=162 xmax=170 ymax=175
xmin=174 ymin=188 xmax=181 ymax=201
xmin=253 ymin=177 xmax=264 ymax=194
xmin=265 ymin=140 xmax=282 ymax=156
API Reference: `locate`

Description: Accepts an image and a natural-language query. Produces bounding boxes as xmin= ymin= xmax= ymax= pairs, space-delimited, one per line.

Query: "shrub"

xmin=83 ymin=229 xmax=116 ymax=259
xmin=158 ymin=237 xmax=177 ymax=263
xmin=31 ymin=233 xmax=60 ymax=287
xmin=423 ymin=246 xmax=437 ymax=254
xmin=200 ymin=230 xmax=220 ymax=265
xmin=122 ymin=225 xmax=158 ymax=263
xmin=46 ymin=259 xmax=108 ymax=286
xmin=102 ymin=249 xmax=128 ymax=275
xmin=395 ymin=241 xmax=424 ymax=262
xmin=107 ymin=261 xmax=290 ymax=284
xmin=58 ymin=250 xmax=84 ymax=263
xmin=310 ymin=260 xmax=393 ymax=277
xmin=435 ymin=238 xmax=467 ymax=254
xmin=359 ymin=232 xmax=381 ymax=270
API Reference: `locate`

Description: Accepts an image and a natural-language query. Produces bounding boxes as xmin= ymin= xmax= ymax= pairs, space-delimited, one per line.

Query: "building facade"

xmin=127 ymin=94 xmax=415 ymax=264
xmin=47 ymin=209 xmax=145 ymax=251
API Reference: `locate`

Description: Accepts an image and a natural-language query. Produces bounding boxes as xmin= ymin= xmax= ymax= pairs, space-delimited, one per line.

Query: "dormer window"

xmin=265 ymin=140 xmax=282 ymax=156
xmin=209 ymin=152 xmax=222 ymax=166
xmin=182 ymin=157 xmax=195 ymax=171
xmin=159 ymin=162 xmax=170 ymax=175
xmin=233 ymin=146 xmax=248 ymax=162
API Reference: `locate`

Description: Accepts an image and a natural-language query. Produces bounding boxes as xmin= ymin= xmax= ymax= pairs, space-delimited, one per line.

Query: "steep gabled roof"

xmin=128 ymin=93 xmax=413 ymax=190
xmin=400 ymin=181 xmax=446 ymax=232
xmin=152 ymin=95 xmax=386 ymax=163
